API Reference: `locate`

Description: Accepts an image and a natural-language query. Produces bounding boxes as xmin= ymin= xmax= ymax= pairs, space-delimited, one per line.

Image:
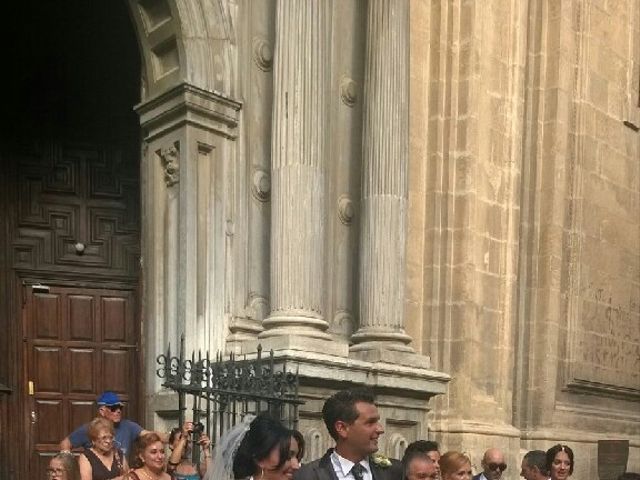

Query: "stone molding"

xmin=239 ymin=348 xmax=450 ymax=395
xmin=135 ymin=82 xmax=242 ymax=141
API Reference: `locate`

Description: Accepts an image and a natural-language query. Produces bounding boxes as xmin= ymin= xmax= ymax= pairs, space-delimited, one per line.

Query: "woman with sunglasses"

xmin=78 ymin=417 xmax=128 ymax=480
xmin=166 ymin=421 xmax=212 ymax=479
xmin=440 ymin=451 xmax=473 ymax=480
xmin=47 ymin=452 xmax=81 ymax=480
xmin=546 ymin=444 xmax=574 ymax=480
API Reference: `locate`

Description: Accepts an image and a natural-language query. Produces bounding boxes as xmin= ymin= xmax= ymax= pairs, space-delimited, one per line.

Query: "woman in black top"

xmin=79 ymin=417 xmax=127 ymax=480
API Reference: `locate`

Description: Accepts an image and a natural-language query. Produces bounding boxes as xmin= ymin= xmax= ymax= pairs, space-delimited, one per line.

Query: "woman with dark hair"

xmin=439 ymin=451 xmax=472 ymax=480
xmin=290 ymin=430 xmax=305 ymax=464
xmin=47 ymin=452 xmax=81 ymax=480
xmin=205 ymin=414 xmax=301 ymax=480
xmin=166 ymin=421 xmax=212 ymax=479
xmin=546 ymin=444 xmax=574 ymax=480
xmin=126 ymin=432 xmax=171 ymax=480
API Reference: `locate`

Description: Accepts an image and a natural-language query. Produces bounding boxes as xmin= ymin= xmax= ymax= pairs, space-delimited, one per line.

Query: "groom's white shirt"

xmin=330 ymin=450 xmax=373 ymax=480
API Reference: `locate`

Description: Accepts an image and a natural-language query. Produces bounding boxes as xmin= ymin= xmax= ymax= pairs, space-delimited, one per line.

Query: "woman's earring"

xmin=259 ymin=467 xmax=264 ymax=480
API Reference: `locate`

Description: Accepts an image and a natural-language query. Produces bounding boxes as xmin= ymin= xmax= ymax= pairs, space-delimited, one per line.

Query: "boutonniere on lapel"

xmin=371 ymin=453 xmax=392 ymax=468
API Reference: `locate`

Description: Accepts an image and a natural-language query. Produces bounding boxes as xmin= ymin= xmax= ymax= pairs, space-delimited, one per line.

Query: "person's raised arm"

xmin=59 ymin=436 xmax=72 ymax=452
xmin=198 ymin=434 xmax=212 ymax=477
xmin=167 ymin=423 xmax=192 ymax=472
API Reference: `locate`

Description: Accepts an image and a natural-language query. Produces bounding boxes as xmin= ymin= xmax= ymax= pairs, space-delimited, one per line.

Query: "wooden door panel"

xmin=13 ymin=143 xmax=140 ymax=277
xmin=68 ymin=295 xmax=95 ymax=340
xmin=101 ymin=296 xmax=128 ymax=342
xmin=34 ymin=399 xmax=63 ymax=444
xmin=101 ymin=350 xmax=130 ymax=393
xmin=33 ymin=347 xmax=62 ymax=392
xmin=34 ymin=293 xmax=62 ymax=339
xmin=68 ymin=401 xmax=95 ymax=435
xmin=68 ymin=348 xmax=96 ymax=393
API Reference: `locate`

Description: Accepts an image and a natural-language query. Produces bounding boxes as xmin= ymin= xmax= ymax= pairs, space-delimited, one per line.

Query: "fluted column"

xmin=260 ymin=0 xmax=331 ymax=341
xmin=351 ymin=0 xmax=413 ymax=352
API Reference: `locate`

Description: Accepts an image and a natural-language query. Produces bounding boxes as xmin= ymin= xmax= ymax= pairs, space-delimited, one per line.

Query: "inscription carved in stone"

xmin=569 ymin=283 xmax=640 ymax=396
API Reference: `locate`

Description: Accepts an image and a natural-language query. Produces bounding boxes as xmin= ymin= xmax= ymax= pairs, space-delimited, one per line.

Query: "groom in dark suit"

xmin=294 ymin=387 xmax=402 ymax=480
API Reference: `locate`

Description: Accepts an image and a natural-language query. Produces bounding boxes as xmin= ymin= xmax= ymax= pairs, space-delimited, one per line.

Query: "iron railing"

xmin=156 ymin=336 xmax=302 ymax=463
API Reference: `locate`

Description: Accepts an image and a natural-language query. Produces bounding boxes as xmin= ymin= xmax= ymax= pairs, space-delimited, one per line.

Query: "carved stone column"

xmin=351 ymin=0 xmax=413 ymax=353
xmin=258 ymin=0 xmax=345 ymax=354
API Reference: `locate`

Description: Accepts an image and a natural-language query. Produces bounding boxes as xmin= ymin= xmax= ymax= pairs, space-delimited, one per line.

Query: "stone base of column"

xmin=243 ymin=334 xmax=349 ymax=357
xmin=349 ymin=347 xmax=432 ymax=369
xmin=225 ymin=317 xmax=263 ymax=354
xmin=350 ymin=327 xmax=414 ymax=353
xmin=260 ymin=313 xmax=331 ymax=339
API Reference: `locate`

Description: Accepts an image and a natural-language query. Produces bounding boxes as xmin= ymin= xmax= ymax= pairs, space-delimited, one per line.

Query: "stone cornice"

xmin=241 ymin=348 xmax=450 ymax=397
xmin=135 ymin=82 xmax=242 ymax=141
xmin=565 ymin=379 xmax=640 ymax=401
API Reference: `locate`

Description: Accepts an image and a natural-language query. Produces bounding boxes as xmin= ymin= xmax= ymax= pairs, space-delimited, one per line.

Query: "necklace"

xmin=137 ymin=467 xmax=161 ymax=480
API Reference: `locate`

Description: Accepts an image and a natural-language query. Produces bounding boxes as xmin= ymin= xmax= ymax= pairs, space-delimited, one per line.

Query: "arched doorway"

xmin=0 ymin=1 xmax=142 ymax=477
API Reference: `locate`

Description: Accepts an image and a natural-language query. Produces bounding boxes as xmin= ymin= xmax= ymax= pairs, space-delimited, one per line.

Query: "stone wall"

xmin=408 ymin=0 xmax=640 ymax=477
xmin=125 ymin=1 xmax=639 ymax=478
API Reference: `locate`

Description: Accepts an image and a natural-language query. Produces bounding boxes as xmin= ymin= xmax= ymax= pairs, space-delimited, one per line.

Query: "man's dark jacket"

xmin=293 ymin=449 xmax=403 ymax=480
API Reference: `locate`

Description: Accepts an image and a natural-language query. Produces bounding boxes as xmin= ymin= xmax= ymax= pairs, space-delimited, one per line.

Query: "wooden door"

xmin=23 ymin=283 xmax=139 ymax=479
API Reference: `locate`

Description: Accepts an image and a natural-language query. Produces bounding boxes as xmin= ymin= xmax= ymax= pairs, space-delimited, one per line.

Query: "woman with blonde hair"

xmin=439 ymin=451 xmax=473 ymax=480
xmin=78 ymin=417 xmax=127 ymax=480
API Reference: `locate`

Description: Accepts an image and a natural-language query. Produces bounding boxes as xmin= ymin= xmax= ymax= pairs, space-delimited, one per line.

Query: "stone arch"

xmin=127 ymin=0 xmax=236 ymax=100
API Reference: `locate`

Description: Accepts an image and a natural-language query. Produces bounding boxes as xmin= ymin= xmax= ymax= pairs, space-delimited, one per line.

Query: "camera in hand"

xmin=192 ymin=422 xmax=205 ymax=436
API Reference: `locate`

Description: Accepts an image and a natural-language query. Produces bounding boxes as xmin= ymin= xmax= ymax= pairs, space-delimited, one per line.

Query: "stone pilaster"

xmin=259 ymin=0 xmax=345 ymax=354
xmin=135 ymin=83 xmax=241 ymax=395
xmin=351 ymin=0 xmax=413 ymax=353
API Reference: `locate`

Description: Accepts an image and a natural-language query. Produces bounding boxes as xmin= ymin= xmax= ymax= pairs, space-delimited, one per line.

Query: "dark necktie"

xmin=351 ymin=463 xmax=365 ymax=480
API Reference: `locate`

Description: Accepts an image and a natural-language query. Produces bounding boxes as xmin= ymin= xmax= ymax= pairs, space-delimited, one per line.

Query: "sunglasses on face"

xmin=488 ymin=463 xmax=507 ymax=472
xmin=106 ymin=405 xmax=123 ymax=412
xmin=46 ymin=468 xmax=65 ymax=477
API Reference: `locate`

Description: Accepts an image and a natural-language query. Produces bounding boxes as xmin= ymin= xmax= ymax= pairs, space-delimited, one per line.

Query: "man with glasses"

xmin=473 ymin=448 xmax=507 ymax=480
xmin=59 ymin=390 xmax=149 ymax=456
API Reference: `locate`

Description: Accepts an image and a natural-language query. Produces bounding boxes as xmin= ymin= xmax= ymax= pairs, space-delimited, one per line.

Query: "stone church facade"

xmin=0 ymin=0 xmax=638 ymax=478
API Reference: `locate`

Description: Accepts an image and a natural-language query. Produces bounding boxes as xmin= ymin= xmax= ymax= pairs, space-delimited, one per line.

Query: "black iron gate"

xmin=156 ymin=336 xmax=303 ymax=459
